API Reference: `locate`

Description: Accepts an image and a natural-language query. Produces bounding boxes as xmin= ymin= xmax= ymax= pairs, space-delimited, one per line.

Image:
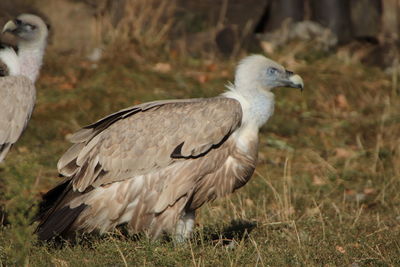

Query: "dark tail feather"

xmin=36 ymin=179 xmax=87 ymax=241
xmin=37 ymin=179 xmax=70 ymax=219
xmin=36 ymin=203 xmax=86 ymax=241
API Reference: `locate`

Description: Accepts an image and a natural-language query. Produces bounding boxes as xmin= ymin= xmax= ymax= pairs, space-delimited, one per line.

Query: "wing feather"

xmin=58 ymin=97 xmax=242 ymax=192
xmin=0 ymin=76 xmax=35 ymax=162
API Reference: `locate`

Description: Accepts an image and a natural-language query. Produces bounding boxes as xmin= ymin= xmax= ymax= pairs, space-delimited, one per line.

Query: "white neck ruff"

xmin=222 ymin=86 xmax=275 ymax=129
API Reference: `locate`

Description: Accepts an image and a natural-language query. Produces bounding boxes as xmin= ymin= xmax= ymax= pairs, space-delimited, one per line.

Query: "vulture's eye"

xmin=26 ymin=24 xmax=37 ymax=31
xmin=267 ymin=67 xmax=279 ymax=75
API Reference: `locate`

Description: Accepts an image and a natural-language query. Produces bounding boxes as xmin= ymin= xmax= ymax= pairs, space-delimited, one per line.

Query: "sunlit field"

xmin=1 ymin=1 xmax=400 ymax=266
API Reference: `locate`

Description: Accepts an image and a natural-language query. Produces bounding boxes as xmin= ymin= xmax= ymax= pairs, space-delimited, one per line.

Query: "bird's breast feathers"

xmin=231 ymin=122 xmax=259 ymax=155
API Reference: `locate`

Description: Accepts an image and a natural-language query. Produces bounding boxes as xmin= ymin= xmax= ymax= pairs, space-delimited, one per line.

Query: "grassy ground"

xmin=0 ymin=42 xmax=399 ymax=266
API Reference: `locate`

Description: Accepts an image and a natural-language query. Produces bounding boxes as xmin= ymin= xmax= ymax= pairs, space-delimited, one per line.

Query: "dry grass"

xmin=95 ymin=0 xmax=176 ymax=58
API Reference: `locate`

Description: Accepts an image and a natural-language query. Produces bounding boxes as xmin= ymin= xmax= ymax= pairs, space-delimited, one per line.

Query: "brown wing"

xmin=0 ymin=76 xmax=36 ymax=162
xmin=57 ymin=97 xmax=243 ymax=192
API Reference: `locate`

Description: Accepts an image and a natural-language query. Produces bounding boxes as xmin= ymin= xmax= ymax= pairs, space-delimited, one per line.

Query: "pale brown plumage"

xmin=37 ymin=55 xmax=304 ymax=241
xmin=0 ymin=43 xmax=32 ymax=162
xmin=0 ymin=76 xmax=35 ymax=162
xmin=38 ymin=98 xmax=249 ymax=239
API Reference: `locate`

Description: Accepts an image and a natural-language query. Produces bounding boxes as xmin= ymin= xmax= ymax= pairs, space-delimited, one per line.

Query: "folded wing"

xmin=0 ymin=76 xmax=36 ymax=162
xmin=57 ymin=97 xmax=243 ymax=193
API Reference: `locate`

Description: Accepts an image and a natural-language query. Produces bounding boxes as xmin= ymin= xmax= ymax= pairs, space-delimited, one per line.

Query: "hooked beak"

xmin=2 ymin=20 xmax=18 ymax=34
xmin=283 ymin=70 xmax=304 ymax=91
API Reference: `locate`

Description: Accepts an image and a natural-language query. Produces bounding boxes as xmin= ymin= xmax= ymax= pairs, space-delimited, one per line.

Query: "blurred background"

xmin=0 ymin=0 xmax=399 ymax=70
xmin=1 ymin=0 xmax=400 ymax=265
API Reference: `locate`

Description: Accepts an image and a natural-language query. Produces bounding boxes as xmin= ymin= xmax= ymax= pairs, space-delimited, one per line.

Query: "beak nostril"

xmin=285 ymin=70 xmax=294 ymax=76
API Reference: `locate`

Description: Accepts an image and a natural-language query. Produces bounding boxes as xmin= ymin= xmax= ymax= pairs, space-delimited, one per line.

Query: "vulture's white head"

xmin=0 ymin=46 xmax=20 ymax=76
xmin=2 ymin=14 xmax=49 ymax=82
xmin=2 ymin=14 xmax=48 ymax=48
xmin=225 ymin=55 xmax=304 ymax=128
xmin=234 ymin=55 xmax=304 ymax=93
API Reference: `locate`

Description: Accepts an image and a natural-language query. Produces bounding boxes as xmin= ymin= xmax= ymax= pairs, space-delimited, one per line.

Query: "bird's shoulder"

xmin=69 ymin=97 xmax=242 ymax=144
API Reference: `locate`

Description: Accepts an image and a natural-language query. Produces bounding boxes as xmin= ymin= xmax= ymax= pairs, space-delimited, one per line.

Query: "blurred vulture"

xmin=0 ymin=14 xmax=48 ymax=162
xmin=37 ymin=55 xmax=304 ymax=242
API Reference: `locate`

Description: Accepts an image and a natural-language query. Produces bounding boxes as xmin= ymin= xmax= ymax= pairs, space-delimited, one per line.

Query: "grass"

xmin=0 ymin=39 xmax=400 ymax=266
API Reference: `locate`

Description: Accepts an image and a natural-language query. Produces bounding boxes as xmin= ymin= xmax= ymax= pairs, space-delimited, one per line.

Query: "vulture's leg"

xmin=174 ymin=210 xmax=195 ymax=243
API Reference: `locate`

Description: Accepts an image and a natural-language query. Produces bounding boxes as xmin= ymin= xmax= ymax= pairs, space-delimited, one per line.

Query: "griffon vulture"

xmin=0 ymin=14 xmax=48 ymax=162
xmin=37 ymin=55 xmax=304 ymax=241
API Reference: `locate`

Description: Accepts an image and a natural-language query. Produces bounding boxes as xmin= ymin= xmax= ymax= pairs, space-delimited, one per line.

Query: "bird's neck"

xmin=18 ymin=43 xmax=45 ymax=83
xmin=222 ymin=86 xmax=275 ymax=129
